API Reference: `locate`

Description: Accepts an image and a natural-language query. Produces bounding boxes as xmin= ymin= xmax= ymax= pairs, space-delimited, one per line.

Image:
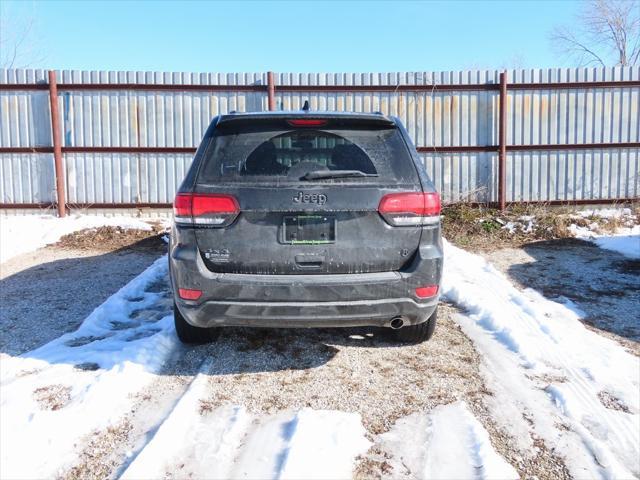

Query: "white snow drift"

xmin=571 ymin=224 xmax=640 ymax=259
xmin=0 ymin=257 xmax=177 ymax=479
xmin=442 ymin=239 xmax=640 ymax=479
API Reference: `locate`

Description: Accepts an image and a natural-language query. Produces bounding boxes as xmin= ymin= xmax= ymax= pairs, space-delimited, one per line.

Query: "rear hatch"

xmin=191 ymin=115 xmax=424 ymax=274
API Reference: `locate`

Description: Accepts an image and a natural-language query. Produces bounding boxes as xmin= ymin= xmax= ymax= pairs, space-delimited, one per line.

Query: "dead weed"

xmin=54 ymin=224 xmax=166 ymax=253
xmin=442 ymin=202 xmax=637 ymax=252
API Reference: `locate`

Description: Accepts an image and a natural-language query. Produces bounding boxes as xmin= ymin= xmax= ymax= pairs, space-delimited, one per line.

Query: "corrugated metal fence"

xmin=1 ymin=67 xmax=638 ymax=213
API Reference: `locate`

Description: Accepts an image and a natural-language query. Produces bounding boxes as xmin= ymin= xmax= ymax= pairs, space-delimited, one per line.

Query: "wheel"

xmin=394 ymin=307 xmax=437 ymax=343
xmin=174 ymin=303 xmax=220 ymax=344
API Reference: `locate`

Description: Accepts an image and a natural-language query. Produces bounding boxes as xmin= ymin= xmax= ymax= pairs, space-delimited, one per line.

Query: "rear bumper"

xmin=169 ymin=228 xmax=443 ymax=328
xmin=176 ymin=296 xmax=438 ymax=328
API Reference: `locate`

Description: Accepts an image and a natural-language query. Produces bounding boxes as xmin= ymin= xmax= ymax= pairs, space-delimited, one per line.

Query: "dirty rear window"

xmin=196 ymin=127 xmax=417 ymax=185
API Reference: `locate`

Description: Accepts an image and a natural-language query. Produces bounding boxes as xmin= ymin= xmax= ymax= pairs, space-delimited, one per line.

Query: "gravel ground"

xmin=60 ymin=287 xmax=569 ymax=479
xmin=481 ymin=238 xmax=640 ymax=355
xmin=6 ymin=237 xmax=614 ymax=479
xmin=0 ymin=245 xmax=161 ymax=356
xmin=196 ymin=305 xmax=481 ymax=435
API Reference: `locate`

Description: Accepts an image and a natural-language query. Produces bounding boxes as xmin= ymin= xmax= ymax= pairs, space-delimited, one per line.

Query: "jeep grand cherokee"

xmin=169 ymin=111 xmax=443 ymax=343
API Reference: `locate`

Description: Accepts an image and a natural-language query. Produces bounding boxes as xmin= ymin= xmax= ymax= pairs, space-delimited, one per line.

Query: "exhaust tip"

xmin=390 ymin=317 xmax=404 ymax=329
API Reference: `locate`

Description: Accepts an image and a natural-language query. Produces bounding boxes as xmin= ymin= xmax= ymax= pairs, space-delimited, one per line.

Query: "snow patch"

xmin=122 ymin=369 xmax=371 ymax=480
xmin=442 ymin=239 xmax=640 ymax=479
xmin=567 ymin=208 xmax=639 ymax=259
xmin=381 ymin=401 xmax=518 ymax=480
xmin=570 ymin=224 xmax=640 ymax=259
xmin=574 ymin=207 xmax=634 ymax=219
xmin=591 ymin=230 xmax=640 ymax=259
xmin=121 ymin=360 xmax=252 ymax=480
xmin=0 ymin=257 xmax=177 ymax=479
xmin=503 ymin=215 xmax=536 ymax=234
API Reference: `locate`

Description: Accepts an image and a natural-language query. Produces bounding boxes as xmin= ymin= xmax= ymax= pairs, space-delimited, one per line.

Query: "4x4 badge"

xmin=293 ymin=192 xmax=327 ymax=205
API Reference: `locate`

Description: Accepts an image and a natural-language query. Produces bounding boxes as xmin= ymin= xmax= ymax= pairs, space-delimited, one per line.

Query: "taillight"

xmin=378 ymin=192 xmax=441 ymax=226
xmin=415 ymin=285 xmax=439 ymax=298
xmin=178 ymin=288 xmax=202 ymax=300
xmin=173 ymin=193 xmax=240 ymax=227
xmin=287 ymin=119 xmax=328 ymax=127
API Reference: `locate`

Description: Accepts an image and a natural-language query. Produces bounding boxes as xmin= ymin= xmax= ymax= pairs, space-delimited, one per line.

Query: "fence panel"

xmin=1 ymin=67 xmax=638 ymax=208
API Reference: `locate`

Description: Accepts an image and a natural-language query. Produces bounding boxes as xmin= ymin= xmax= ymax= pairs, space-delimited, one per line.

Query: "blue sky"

xmin=3 ymin=0 xmax=582 ymax=72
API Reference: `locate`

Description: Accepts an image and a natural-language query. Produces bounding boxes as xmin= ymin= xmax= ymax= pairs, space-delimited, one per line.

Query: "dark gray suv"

xmin=169 ymin=111 xmax=443 ymax=343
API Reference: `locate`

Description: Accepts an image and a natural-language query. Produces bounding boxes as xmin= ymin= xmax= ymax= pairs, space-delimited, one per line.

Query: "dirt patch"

xmin=54 ymin=225 xmax=166 ymax=253
xmin=33 ymin=384 xmax=72 ymax=411
xmin=61 ymin=419 xmax=134 ymax=480
xmin=58 ymin=359 xmax=200 ymax=480
xmin=616 ymin=259 xmax=640 ymax=274
xmin=197 ymin=304 xmax=482 ymax=435
xmin=354 ymin=445 xmax=394 ymax=479
xmin=74 ymin=362 xmax=100 ymax=371
xmin=442 ymin=204 xmax=574 ymax=252
xmin=465 ymin=398 xmax=571 ymax=480
xmin=597 ymin=390 xmax=631 ymax=413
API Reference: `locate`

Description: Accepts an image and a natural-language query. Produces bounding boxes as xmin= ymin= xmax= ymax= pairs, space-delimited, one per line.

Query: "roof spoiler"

xmin=216 ymin=113 xmax=395 ymax=129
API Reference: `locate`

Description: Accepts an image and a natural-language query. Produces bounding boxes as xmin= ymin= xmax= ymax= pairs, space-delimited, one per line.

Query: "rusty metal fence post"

xmin=498 ymin=71 xmax=508 ymax=211
xmin=48 ymin=70 xmax=66 ymax=217
xmin=267 ymin=71 xmax=276 ymax=111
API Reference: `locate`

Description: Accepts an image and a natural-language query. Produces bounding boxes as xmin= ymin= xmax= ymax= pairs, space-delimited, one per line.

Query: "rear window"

xmin=197 ymin=126 xmax=417 ymax=185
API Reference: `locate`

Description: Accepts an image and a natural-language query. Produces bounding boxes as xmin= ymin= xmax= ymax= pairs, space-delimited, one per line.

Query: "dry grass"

xmin=54 ymin=224 xmax=167 ymax=253
xmin=441 ymin=202 xmax=638 ymax=252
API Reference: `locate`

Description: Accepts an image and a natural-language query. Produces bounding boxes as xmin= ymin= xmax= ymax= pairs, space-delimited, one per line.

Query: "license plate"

xmin=283 ymin=215 xmax=336 ymax=244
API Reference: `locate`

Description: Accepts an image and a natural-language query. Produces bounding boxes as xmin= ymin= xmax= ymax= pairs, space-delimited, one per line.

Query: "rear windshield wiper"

xmin=300 ymin=170 xmax=379 ymax=180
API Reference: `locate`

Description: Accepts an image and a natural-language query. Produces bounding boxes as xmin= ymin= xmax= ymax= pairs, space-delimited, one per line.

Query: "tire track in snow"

xmin=118 ymin=359 xmax=224 ymax=479
xmin=121 ymin=363 xmax=371 ymax=480
xmin=61 ymin=354 xmax=211 ymax=479
xmin=442 ymin=239 xmax=640 ymax=479
xmin=379 ymin=401 xmax=519 ymax=480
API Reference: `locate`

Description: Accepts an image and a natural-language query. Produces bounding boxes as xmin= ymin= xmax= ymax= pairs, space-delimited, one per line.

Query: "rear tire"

xmin=174 ymin=303 xmax=219 ymax=344
xmin=394 ymin=307 xmax=437 ymax=343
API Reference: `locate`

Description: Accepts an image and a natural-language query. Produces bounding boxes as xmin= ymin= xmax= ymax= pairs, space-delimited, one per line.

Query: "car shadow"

xmin=507 ymin=238 xmax=640 ymax=342
xmin=165 ymin=323 xmax=408 ymax=376
xmin=0 ymin=241 xmax=164 ymax=356
xmin=1 ymin=237 xmax=416 ymax=376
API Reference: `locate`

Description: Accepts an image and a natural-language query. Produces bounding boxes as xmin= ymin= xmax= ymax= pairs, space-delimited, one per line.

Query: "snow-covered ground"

xmin=569 ymin=208 xmax=640 ymax=259
xmin=122 ymin=368 xmax=371 ymax=480
xmin=0 ymin=257 xmax=177 ymax=479
xmin=1 ymin=210 xmax=638 ymax=478
xmin=381 ymin=401 xmax=519 ymax=480
xmin=0 ymin=214 xmax=161 ymax=263
xmin=498 ymin=207 xmax=639 ymax=259
xmin=443 ymin=239 xmax=640 ymax=479
xmin=571 ymin=223 xmax=640 ymax=259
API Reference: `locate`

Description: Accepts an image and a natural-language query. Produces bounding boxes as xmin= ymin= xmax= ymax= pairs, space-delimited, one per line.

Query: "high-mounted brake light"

xmin=378 ymin=192 xmax=441 ymax=226
xmin=287 ymin=119 xmax=328 ymax=127
xmin=173 ymin=193 xmax=240 ymax=227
